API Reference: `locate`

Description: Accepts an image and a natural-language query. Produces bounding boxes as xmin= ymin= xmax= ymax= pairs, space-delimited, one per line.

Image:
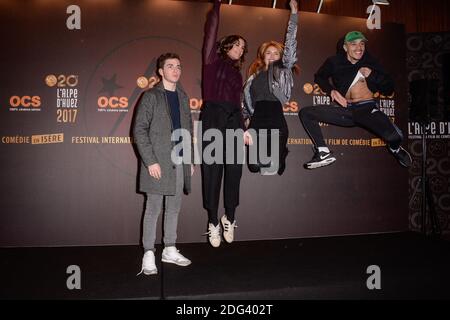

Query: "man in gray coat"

xmin=133 ymin=53 xmax=194 ymax=275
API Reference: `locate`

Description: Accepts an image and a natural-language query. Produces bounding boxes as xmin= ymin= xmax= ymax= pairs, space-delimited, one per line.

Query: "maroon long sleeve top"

xmin=202 ymin=0 xmax=243 ymax=107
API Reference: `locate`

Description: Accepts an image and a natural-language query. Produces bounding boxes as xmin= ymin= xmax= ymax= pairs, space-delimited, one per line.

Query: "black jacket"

xmin=314 ymin=52 xmax=394 ymax=97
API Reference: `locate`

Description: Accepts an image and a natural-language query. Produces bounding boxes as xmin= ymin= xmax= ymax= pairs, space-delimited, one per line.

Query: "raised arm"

xmin=282 ymin=0 xmax=298 ymax=69
xmin=203 ymin=0 xmax=221 ymax=65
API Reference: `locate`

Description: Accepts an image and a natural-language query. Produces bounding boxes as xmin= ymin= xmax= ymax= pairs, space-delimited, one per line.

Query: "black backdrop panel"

xmin=0 ymin=1 xmax=408 ymax=247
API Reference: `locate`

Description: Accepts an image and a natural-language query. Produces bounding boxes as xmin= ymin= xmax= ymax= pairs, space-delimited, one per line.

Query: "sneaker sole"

xmin=305 ymin=157 xmax=336 ymax=169
xmin=143 ymin=269 xmax=158 ymax=275
xmin=222 ymin=231 xmax=234 ymax=243
xmin=399 ymin=148 xmax=412 ymax=168
xmin=207 ymin=234 xmax=221 ymax=248
xmin=208 ymin=240 xmax=221 ymax=248
xmin=223 ymin=236 xmax=233 ymax=244
xmin=161 ymin=258 xmax=191 ymax=267
xmin=399 ymin=159 xmax=412 ymax=168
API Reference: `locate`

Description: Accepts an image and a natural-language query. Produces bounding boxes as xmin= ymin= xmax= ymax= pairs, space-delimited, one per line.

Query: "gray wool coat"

xmin=133 ymin=82 xmax=193 ymax=195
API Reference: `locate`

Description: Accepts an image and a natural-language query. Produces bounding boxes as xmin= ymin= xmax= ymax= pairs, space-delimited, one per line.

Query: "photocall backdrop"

xmin=0 ymin=1 xmax=408 ymax=247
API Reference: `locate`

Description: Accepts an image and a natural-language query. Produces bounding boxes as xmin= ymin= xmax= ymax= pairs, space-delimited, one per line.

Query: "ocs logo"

xmin=9 ymin=96 xmax=41 ymax=108
xmin=283 ymin=101 xmax=299 ymax=113
xmin=97 ymin=96 xmax=128 ymax=109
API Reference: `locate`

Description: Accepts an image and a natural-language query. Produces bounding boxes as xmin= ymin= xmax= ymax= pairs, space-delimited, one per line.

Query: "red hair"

xmin=247 ymin=41 xmax=299 ymax=78
xmin=248 ymin=41 xmax=283 ymax=77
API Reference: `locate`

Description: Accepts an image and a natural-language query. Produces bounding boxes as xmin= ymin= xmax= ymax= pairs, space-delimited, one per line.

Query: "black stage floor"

xmin=1 ymin=232 xmax=449 ymax=300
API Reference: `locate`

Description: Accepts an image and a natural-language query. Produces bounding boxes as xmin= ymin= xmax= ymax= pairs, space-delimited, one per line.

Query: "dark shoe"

xmin=248 ymin=163 xmax=261 ymax=173
xmin=304 ymin=149 xmax=336 ymax=169
xmin=389 ymin=146 xmax=412 ymax=168
xmin=277 ymin=148 xmax=289 ymax=176
xmin=259 ymin=161 xmax=272 ymax=168
xmin=248 ymin=160 xmax=272 ymax=173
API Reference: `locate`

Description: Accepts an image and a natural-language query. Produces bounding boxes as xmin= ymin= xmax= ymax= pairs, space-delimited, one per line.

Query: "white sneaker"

xmin=137 ymin=250 xmax=157 ymax=275
xmin=161 ymin=247 xmax=191 ymax=266
xmin=221 ymin=215 xmax=236 ymax=243
xmin=205 ymin=223 xmax=221 ymax=248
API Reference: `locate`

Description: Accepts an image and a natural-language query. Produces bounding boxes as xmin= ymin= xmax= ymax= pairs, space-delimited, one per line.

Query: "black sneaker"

xmin=389 ymin=146 xmax=412 ymax=168
xmin=304 ymin=149 xmax=336 ymax=169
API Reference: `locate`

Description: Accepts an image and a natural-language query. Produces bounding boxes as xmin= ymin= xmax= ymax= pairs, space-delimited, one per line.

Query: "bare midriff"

xmin=345 ymin=78 xmax=374 ymax=103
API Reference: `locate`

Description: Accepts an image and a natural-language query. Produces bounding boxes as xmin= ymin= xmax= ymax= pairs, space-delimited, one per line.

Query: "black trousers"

xmin=200 ymin=101 xmax=243 ymax=225
xmin=247 ymin=100 xmax=289 ymax=173
xmin=299 ymin=100 xmax=403 ymax=149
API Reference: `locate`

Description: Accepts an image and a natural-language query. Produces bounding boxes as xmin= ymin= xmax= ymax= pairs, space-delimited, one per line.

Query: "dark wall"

xmin=176 ymin=0 xmax=450 ymax=33
xmin=0 ymin=0 xmax=408 ymax=247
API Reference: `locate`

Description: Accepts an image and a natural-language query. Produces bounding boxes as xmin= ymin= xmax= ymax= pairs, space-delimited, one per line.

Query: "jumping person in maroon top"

xmin=201 ymin=0 xmax=247 ymax=248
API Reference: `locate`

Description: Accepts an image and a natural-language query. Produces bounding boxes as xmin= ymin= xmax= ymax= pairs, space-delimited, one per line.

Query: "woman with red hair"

xmin=243 ymin=0 xmax=299 ymax=176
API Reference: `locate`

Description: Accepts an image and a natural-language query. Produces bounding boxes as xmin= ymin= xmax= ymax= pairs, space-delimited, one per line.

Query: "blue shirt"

xmin=165 ymin=89 xmax=183 ymax=157
xmin=165 ymin=89 xmax=181 ymax=131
